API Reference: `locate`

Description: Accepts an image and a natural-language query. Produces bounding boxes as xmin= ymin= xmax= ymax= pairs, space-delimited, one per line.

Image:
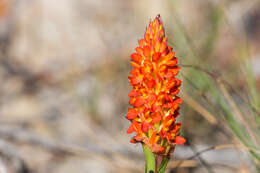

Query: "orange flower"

xmin=126 ymin=15 xmax=185 ymax=155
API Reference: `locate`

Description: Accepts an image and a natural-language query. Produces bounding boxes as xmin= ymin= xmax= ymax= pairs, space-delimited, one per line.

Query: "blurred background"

xmin=0 ymin=0 xmax=260 ymax=173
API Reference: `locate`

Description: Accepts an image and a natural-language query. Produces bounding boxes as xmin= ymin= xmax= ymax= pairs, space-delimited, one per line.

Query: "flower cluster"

xmin=126 ymin=15 xmax=185 ymax=154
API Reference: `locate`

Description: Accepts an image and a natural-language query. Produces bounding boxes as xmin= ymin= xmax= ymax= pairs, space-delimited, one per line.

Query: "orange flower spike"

xmin=126 ymin=15 xmax=185 ymax=155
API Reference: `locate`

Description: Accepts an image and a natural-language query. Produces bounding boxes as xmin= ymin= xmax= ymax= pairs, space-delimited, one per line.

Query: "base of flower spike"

xmin=143 ymin=144 xmax=156 ymax=173
xmin=142 ymin=144 xmax=171 ymax=173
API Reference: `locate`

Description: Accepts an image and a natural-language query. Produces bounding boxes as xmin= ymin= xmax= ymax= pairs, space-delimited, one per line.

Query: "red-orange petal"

xmin=165 ymin=52 xmax=175 ymax=61
xmin=135 ymin=47 xmax=143 ymax=54
xmin=150 ymin=131 xmax=157 ymax=145
xmin=175 ymin=136 xmax=186 ymax=145
xmin=130 ymin=61 xmax=140 ymax=68
xmin=127 ymin=124 xmax=135 ymax=134
xmin=142 ymin=122 xmax=149 ymax=133
xmin=143 ymin=46 xmax=151 ymax=58
xmin=130 ymin=138 xmax=137 ymax=143
xmin=152 ymin=52 xmax=161 ymax=61
xmin=131 ymin=76 xmax=142 ymax=85
xmin=128 ymin=90 xmax=140 ymax=97
xmin=152 ymin=112 xmax=161 ymax=123
xmin=152 ymin=103 xmax=161 ymax=112
xmin=126 ymin=108 xmax=138 ymax=120
xmin=147 ymin=93 xmax=156 ymax=101
xmin=134 ymin=98 xmax=146 ymax=107
xmin=167 ymin=59 xmax=178 ymax=66
xmin=147 ymin=79 xmax=156 ymax=88
xmin=139 ymin=39 xmax=146 ymax=47
xmin=131 ymin=53 xmax=142 ymax=63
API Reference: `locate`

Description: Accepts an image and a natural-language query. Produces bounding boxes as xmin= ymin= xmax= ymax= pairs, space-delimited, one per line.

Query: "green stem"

xmin=158 ymin=157 xmax=170 ymax=173
xmin=142 ymin=144 xmax=171 ymax=173
xmin=143 ymin=144 xmax=156 ymax=173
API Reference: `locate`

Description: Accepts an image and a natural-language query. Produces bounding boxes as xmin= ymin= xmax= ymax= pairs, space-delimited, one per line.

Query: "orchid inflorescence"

xmin=126 ymin=15 xmax=185 ymax=161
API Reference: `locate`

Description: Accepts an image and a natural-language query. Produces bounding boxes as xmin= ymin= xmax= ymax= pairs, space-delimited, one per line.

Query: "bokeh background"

xmin=0 ymin=0 xmax=260 ymax=173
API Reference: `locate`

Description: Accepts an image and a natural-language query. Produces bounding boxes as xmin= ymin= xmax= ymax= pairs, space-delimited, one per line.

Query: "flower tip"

xmin=155 ymin=14 xmax=163 ymax=25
